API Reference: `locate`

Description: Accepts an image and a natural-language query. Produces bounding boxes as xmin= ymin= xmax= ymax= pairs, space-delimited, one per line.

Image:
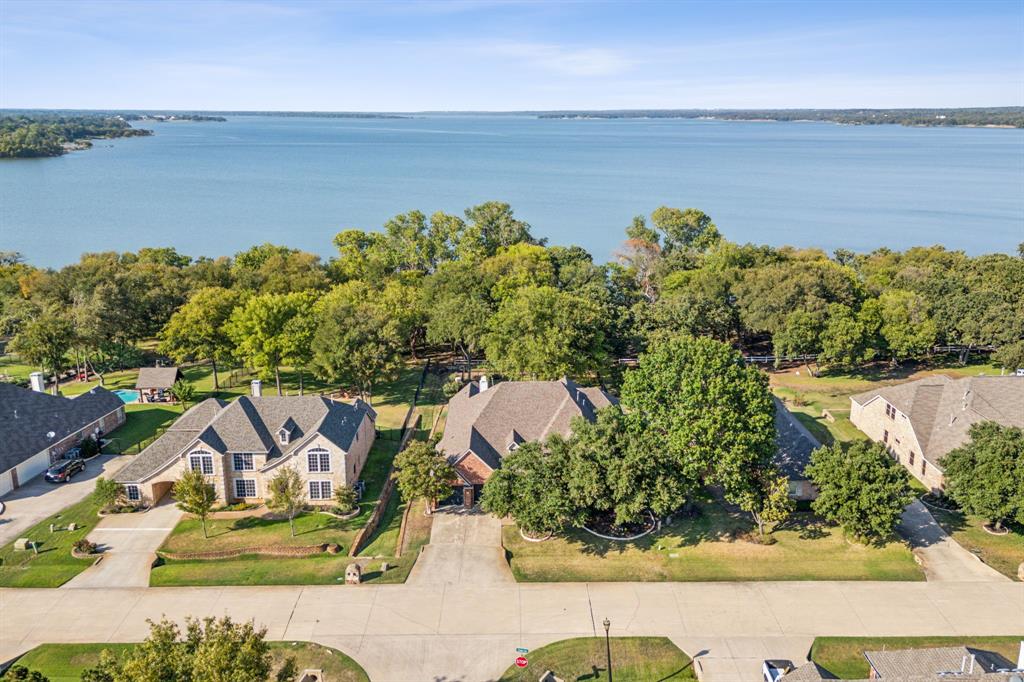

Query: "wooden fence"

xmin=348 ymin=362 xmax=431 ymax=557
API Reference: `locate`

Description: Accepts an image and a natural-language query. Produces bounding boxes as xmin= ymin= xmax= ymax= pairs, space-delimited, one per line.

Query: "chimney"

xmin=29 ymin=371 xmax=45 ymax=393
xmin=251 ymin=379 xmax=262 ymax=397
xmin=478 ymin=375 xmax=489 ymax=392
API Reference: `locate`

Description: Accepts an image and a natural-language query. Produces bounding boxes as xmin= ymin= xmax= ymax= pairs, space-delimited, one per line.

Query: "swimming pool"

xmin=113 ymin=389 xmax=140 ymax=404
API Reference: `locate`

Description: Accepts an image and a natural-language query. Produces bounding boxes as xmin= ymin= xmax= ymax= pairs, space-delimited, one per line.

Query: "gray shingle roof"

xmin=135 ymin=366 xmax=183 ymax=389
xmin=115 ymin=395 xmax=375 ymax=483
xmin=438 ymin=377 xmax=616 ymax=468
xmin=0 ymin=384 xmax=124 ymax=473
xmin=773 ymin=397 xmax=821 ymax=480
xmin=864 ymin=646 xmax=1009 ymax=678
xmin=851 ymin=375 xmax=1024 ymax=468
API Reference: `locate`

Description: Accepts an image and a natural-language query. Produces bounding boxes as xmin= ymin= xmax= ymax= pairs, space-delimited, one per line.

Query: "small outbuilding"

xmin=135 ymin=367 xmax=183 ymax=403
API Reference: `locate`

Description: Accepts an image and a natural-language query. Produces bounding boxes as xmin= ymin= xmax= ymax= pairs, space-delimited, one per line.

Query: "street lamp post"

xmin=603 ymin=617 xmax=612 ymax=682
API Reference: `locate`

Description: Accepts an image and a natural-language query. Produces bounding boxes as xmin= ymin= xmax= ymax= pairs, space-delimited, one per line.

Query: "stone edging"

xmin=581 ymin=512 xmax=656 ymax=542
xmin=519 ymin=528 xmax=553 ymax=543
xmin=918 ymin=494 xmax=958 ymax=512
xmin=982 ymin=524 xmax=1010 ymax=536
xmin=319 ymin=507 xmax=361 ymax=521
xmin=158 ymin=543 xmax=340 ymax=561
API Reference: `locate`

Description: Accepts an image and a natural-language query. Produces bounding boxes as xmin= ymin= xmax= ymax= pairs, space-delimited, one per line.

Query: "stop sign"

xmin=515 ymin=656 xmax=528 ymax=668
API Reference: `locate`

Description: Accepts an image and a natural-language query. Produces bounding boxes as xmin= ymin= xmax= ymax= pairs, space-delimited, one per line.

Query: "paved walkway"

xmin=0 ymin=455 xmax=126 ymax=547
xmin=406 ymin=509 xmax=514 ymax=586
xmin=62 ymin=498 xmax=182 ymax=589
xmin=898 ymin=500 xmax=1010 ymax=583
xmin=2 ymin=581 xmax=1021 ymax=681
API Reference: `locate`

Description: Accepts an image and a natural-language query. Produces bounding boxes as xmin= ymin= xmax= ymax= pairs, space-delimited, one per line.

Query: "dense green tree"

xmin=483 ymin=285 xmax=608 ymax=379
xmin=993 ymin=341 xmax=1024 ymax=373
xmin=818 ymin=303 xmax=870 ymax=368
xmin=732 ymin=471 xmax=795 ymax=540
xmin=81 ymin=616 xmax=275 ymax=682
xmin=806 ymin=441 xmax=913 ymax=542
xmin=481 ymin=441 xmax=579 ymax=535
xmin=650 ymin=206 xmax=721 ymax=252
xmin=227 ymin=291 xmax=313 ymax=395
xmin=772 ymin=310 xmax=824 ymax=372
xmin=310 ymin=281 xmax=407 ymax=401
xmin=620 ymin=335 xmax=776 ymax=499
xmin=159 ymin=287 xmax=243 ymax=389
xmin=392 ymin=440 xmax=456 ymax=514
xmin=877 ymin=289 xmax=938 ymax=364
xmin=9 ymin=312 xmax=76 ymax=395
xmin=943 ymin=423 xmax=1024 ymax=530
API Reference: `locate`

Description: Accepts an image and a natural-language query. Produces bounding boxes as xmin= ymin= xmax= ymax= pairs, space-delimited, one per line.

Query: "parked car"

xmin=44 ymin=459 xmax=85 ymax=483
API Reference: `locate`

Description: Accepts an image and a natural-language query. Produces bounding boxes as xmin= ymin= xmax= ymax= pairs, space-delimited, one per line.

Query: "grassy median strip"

xmin=11 ymin=641 xmax=369 ymax=682
xmin=0 ymin=496 xmax=101 ymax=588
xmin=810 ymin=636 xmax=1024 ymax=680
xmin=498 ymin=637 xmax=695 ymax=681
xmin=503 ymin=501 xmax=923 ymax=583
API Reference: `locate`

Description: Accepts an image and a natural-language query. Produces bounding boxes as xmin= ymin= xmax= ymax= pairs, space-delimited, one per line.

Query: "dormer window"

xmin=507 ymin=441 xmax=519 ymax=453
xmin=278 ymin=428 xmax=290 ymax=445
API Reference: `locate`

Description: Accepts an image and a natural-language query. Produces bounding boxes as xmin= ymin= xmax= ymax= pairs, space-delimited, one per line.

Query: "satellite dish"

xmin=46 ymin=431 xmax=56 ymax=439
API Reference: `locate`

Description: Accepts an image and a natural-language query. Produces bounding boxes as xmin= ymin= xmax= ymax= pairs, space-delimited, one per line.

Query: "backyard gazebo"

xmin=135 ymin=366 xmax=183 ymax=403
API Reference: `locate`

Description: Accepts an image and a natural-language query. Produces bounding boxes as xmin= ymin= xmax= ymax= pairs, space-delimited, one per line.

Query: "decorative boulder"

xmin=345 ymin=563 xmax=362 ymax=585
xmin=381 ymin=561 xmax=389 ymax=573
xmin=14 ymin=538 xmax=30 ymax=551
xmin=68 ymin=523 xmax=78 ymax=531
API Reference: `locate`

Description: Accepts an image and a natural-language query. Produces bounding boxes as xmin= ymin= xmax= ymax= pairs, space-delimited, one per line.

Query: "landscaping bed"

xmin=809 ymin=636 xmax=1024 ymax=680
xmin=10 ymin=641 xmax=369 ymax=682
xmin=503 ymin=501 xmax=923 ymax=583
xmin=498 ymin=637 xmax=695 ymax=681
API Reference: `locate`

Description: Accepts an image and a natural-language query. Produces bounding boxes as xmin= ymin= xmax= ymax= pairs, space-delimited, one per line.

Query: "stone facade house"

xmin=850 ymin=375 xmax=1024 ymax=491
xmin=0 ymin=383 xmax=125 ymax=496
xmin=437 ymin=377 xmax=616 ymax=507
xmin=114 ymin=393 xmax=376 ymax=507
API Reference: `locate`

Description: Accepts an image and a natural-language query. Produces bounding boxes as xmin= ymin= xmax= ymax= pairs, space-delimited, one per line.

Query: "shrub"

xmin=73 ymin=539 xmax=97 ymax=555
xmin=442 ymin=378 xmax=462 ymax=400
xmin=78 ymin=436 xmax=100 ymax=458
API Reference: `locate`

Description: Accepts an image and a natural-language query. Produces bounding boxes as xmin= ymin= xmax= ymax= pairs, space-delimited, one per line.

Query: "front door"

xmin=462 ymin=485 xmax=474 ymax=509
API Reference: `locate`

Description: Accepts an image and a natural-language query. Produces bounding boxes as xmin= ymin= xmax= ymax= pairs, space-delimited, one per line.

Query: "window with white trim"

xmin=233 ymin=453 xmax=254 ymax=471
xmin=278 ymin=429 xmax=289 ymax=445
xmin=308 ymin=480 xmax=332 ymax=500
xmin=189 ymin=452 xmax=214 ymax=475
xmin=125 ymin=484 xmax=140 ymax=502
xmin=234 ymin=479 xmax=257 ymax=498
xmin=307 ymin=447 xmax=331 ymax=473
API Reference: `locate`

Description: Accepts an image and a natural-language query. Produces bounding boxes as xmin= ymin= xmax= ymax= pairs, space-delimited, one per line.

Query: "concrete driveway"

xmin=0 ymin=455 xmax=127 ymax=547
xmin=898 ymin=500 xmax=1010 ymax=582
xmin=406 ymin=509 xmax=514 ymax=586
xmin=62 ymin=497 xmax=182 ymax=589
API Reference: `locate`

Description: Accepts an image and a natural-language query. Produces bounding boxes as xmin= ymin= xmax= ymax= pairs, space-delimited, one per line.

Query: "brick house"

xmin=437 ymin=377 xmax=616 ymax=507
xmin=114 ymin=390 xmax=377 ymax=507
xmin=850 ymin=375 xmax=1024 ymax=491
xmin=0 ymin=383 xmax=126 ymax=496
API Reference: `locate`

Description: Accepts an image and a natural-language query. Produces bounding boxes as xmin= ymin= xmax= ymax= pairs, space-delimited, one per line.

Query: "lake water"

xmin=1 ymin=115 xmax=1022 ymax=267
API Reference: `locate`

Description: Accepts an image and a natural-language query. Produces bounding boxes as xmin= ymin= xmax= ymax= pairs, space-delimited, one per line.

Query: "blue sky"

xmin=2 ymin=0 xmax=1022 ymax=110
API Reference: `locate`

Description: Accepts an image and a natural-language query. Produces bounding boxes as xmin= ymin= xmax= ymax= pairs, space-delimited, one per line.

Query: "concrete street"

xmin=2 ymin=581 xmax=1021 ymax=681
xmin=0 ymin=455 xmax=126 ymax=547
xmin=898 ymin=500 xmax=1010 ymax=583
xmin=62 ymin=497 xmax=182 ymax=589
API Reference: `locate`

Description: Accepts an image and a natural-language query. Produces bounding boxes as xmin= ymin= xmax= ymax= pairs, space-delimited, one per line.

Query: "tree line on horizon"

xmin=0 ymin=114 xmax=152 ymax=158
xmin=1 ymin=200 xmax=1022 ymax=400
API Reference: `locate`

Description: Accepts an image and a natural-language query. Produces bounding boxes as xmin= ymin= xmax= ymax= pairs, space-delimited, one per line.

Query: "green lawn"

xmin=0 ymin=496 xmax=101 ymax=588
xmin=768 ymin=360 xmax=1002 ymax=446
xmin=0 ymin=353 xmax=37 ymax=382
xmin=810 ymin=636 xmax=1024 ymax=680
xmin=498 ymin=637 xmax=695 ymax=682
xmin=11 ymin=641 xmax=369 ymax=682
xmin=929 ymin=508 xmax=1024 ymax=581
xmin=503 ymin=501 xmax=923 ymax=583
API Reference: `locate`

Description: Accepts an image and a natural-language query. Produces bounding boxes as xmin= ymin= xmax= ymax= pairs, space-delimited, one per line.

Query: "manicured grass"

xmin=0 ymin=353 xmax=37 ymax=381
xmin=503 ymin=501 xmax=923 ymax=583
xmin=768 ymin=360 xmax=1003 ymax=446
xmin=12 ymin=641 xmax=369 ymax=682
xmin=104 ymin=403 xmax=182 ymax=453
xmin=929 ymin=508 xmax=1024 ymax=581
xmin=498 ymin=637 xmax=695 ymax=681
xmin=810 ymin=636 xmax=1024 ymax=680
xmin=0 ymin=496 xmax=101 ymax=588
xmin=159 ymin=510 xmax=362 ymax=553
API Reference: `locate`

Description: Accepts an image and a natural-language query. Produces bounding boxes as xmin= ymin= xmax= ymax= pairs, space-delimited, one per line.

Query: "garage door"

xmin=15 ymin=451 xmax=51 ymax=488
